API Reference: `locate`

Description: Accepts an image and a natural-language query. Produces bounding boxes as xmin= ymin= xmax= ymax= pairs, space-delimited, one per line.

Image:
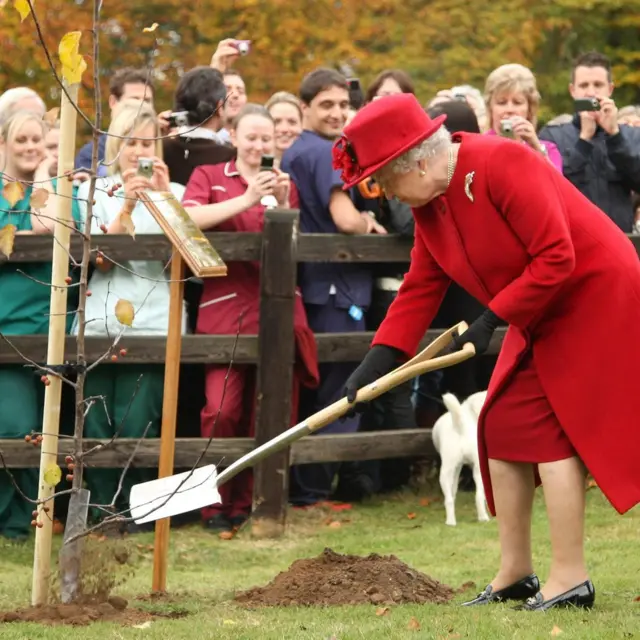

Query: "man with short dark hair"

xmin=282 ymin=67 xmax=386 ymax=507
xmin=539 ymin=51 xmax=640 ymax=232
xmin=74 ymin=67 xmax=155 ymax=175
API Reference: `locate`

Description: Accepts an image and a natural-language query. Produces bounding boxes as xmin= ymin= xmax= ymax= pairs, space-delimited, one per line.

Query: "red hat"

xmin=332 ymin=93 xmax=447 ymax=190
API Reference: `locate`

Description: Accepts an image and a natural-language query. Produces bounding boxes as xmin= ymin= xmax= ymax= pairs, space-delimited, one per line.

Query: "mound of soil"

xmin=235 ymin=548 xmax=455 ymax=607
xmin=0 ymin=597 xmax=150 ymax=626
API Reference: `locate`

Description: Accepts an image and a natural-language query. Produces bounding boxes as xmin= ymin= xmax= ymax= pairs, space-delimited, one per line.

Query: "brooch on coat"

xmin=464 ymin=172 xmax=475 ymax=202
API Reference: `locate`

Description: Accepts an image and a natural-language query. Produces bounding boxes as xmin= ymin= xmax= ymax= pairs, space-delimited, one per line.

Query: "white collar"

xmin=177 ymin=126 xmax=225 ymax=143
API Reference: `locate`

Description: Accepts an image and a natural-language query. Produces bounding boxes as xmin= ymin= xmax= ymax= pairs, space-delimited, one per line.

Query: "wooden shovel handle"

xmin=305 ymin=323 xmax=475 ymax=434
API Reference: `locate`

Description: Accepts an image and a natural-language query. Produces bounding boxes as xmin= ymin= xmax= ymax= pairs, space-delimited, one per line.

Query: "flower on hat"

xmin=332 ymin=135 xmax=363 ymax=185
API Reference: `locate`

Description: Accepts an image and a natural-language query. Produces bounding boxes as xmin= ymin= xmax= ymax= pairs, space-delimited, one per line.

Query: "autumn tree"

xmin=2 ymin=0 xmax=639 ymax=133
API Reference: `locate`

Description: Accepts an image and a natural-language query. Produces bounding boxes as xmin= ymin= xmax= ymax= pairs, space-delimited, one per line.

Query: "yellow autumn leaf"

xmin=43 ymin=107 xmax=60 ymax=126
xmin=44 ymin=463 xmax=62 ymax=487
xmin=31 ymin=188 xmax=50 ymax=210
xmin=0 ymin=224 xmax=17 ymax=259
xmin=14 ymin=0 xmax=31 ymax=21
xmin=58 ymin=31 xmax=87 ymax=85
xmin=115 ymin=299 xmax=135 ymax=327
xmin=3 ymin=181 xmax=24 ymax=207
xmin=120 ymin=212 xmax=136 ymax=238
xmin=143 ymin=22 xmax=159 ymax=33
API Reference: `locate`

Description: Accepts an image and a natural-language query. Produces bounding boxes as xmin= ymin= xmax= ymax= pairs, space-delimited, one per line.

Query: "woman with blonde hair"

xmin=75 ymin=100 xmax=187 ymax=532
xmin=484 ymin=63 xmax=562 ymax=171
xmin=264 ymin=91 xmax=303 ymax=165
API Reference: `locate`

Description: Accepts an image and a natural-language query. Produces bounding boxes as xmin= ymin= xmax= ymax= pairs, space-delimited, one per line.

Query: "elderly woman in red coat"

xmin=334 ymin=93 xmax=640 ymax=611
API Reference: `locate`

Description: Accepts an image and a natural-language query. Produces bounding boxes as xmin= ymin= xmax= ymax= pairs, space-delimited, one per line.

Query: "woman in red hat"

xmin=334 ymin=93 xmax=640 ymax=611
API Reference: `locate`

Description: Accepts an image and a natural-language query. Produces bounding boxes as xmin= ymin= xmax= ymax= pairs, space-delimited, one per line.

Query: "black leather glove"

xmin=451 ymin=309 xmax=502 ymax=356
xmin=344 ymin=345 xmax=407 ymax=404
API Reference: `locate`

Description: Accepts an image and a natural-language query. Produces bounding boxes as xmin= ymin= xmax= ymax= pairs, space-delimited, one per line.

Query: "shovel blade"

xmin=129 ymin=465 xmax=221 ymax=524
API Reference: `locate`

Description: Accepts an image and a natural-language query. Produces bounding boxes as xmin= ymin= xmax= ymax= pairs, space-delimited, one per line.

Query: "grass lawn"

xmin=0 ymin=487 xmax=638 ymax=639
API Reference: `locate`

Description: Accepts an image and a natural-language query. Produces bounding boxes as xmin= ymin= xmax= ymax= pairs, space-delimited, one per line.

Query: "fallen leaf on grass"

xmin=329 ymin=503 xmax=352 ymax=512
xmin=328 ymin=521 xmax=342 ymax=529
xmin=218 ymin=530 xmax=235 ymax=540
xmin=634 ymin=596 xmax=640 ymax=602
xmin=375 ymin=607 xmax=389 ymax=616
xmin=222 ymin=619 xmax=236 ymax=625
xmin=457 ymin=581 xmax=476 ymax=593
xmin=419 ymin=498 xmax=431 ymax=507
xmin=407 ymin=512 xmax=416 ymax=520
xmin=586 ymin=479 xmax=598 ymax=490
xmin=0 ymin=224 xmax=16 ymax=259
xmin=407 ymin=616 xmax=421 ymax=630
xmin=132 ymin=620 xmax=152 ymax=629
xmin=551 ymin=625 xmax=563 ymax=636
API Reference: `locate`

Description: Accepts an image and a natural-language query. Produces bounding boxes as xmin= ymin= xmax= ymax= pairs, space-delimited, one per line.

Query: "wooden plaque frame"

xmin=138 ymin=190 xmax=227 ymax=279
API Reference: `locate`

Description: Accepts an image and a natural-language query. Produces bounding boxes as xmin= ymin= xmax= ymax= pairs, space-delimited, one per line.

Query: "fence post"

xmin=251 ymin=208 xmax=299 ymax=538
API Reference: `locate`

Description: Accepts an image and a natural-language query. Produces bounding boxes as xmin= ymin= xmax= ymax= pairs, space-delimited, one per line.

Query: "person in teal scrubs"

xmin=0 ymin=110 xmax=81 ymax=541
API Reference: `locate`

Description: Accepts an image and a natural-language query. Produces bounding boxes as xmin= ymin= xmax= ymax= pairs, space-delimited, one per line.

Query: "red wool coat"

xmin=374 ymin=132 xmax=640 ymax=516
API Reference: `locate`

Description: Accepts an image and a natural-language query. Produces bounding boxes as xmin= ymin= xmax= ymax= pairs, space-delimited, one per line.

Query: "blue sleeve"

xmin=74 ymin=141 xmax=94 ymax=170
xmin=313 ymin=144 xmax=345 ymax=211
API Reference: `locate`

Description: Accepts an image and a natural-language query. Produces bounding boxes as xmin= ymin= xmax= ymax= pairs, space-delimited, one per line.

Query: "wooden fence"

xmin=2 ymin=212 xmax=638 ymax=534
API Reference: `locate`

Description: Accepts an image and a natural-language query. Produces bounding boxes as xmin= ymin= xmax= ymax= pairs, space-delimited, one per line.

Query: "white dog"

xmin=432 ymin=391 xmax=490 ymax=526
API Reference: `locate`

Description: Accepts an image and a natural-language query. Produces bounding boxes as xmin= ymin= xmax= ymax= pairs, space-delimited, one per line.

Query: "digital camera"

xmin=166 ymin=110 xmax=190 ymax=128
xmin=137 ymin=158 xmax=154 ymax=179
xmin=234 ymin=40 xmax=251 ymax=55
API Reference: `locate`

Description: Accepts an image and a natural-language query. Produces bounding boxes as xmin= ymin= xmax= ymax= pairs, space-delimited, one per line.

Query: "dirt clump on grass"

xmin=0 ymin=597 xmax=151 ymax=626
xmin=234 ymin=548 xmax=455 ymax=607
xmin=0 ymin=535 xmax=162 ymax=627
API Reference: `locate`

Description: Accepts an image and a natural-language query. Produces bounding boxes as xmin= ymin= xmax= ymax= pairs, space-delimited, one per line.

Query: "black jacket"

xmin=539 ymin=115 xmax=640 ymax=232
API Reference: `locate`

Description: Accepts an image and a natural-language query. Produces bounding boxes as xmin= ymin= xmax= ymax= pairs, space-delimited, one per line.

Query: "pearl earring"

xmin=419 ymin=170 xmax=426 ymax=177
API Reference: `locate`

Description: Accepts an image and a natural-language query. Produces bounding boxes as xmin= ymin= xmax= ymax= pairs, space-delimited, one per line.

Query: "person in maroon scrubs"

xmin=183 ymin=104 xmax=319 ymax=534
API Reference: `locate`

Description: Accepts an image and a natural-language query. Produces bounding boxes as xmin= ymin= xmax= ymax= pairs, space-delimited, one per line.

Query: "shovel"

xmin=129 ymin=321 xmax=474 ymax=524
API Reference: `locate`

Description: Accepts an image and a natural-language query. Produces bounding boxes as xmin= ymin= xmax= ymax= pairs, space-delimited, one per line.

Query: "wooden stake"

xmin=31 ymin=82 xmax=79 ymax=606
xmin=152 ymin=251 xmax=184 ymax=593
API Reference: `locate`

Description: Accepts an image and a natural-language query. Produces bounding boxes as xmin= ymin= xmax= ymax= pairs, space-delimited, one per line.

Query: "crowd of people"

xmin=1 ymin=40 xmax=639 ymax=541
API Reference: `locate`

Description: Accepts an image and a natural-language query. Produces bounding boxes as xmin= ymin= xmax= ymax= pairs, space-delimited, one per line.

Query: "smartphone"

xmin=574 ymin=97 xmax=601 ymax=112
xmin=233 ymin=39 xmax=251 ymax=55
xmin=259 ymin=155 xmax=275 ymax=172
xmin=166 ymin=110 xmax=189 ymax=128
xmin=137 ymin=158 xmax=154 ymax=179
xmin=348 ymin=78 xmax=361 ymax=92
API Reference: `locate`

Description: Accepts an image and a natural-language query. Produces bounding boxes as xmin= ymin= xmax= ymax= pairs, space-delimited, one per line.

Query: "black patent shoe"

xmin=515 ymin=580 xmax=595 ymax=611
xmin=461 ymin=574 xmax=540 ymax=606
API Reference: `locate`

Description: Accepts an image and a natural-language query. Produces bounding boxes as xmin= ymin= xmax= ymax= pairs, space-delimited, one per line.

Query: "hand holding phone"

xmin=259 ymin=154 xmax=275 ymax=172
